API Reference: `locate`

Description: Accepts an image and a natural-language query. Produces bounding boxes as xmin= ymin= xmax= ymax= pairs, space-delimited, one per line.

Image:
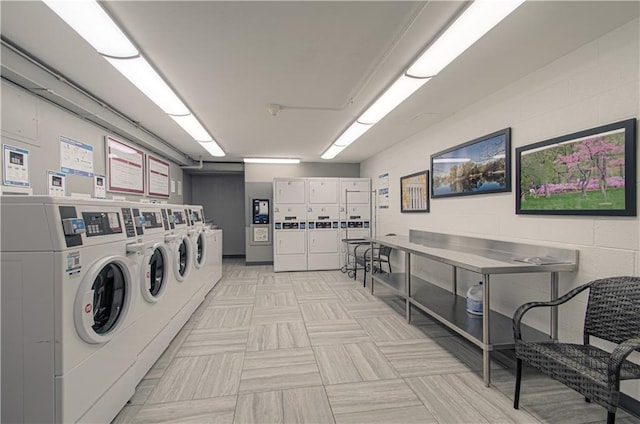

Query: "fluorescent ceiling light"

xmin=199 ymin=141 xmax=225 ymax=157
xmin=321 ymin=144 xmax=347 ymax=160
xmin=358 ymin=75 xmax=431 ymax=125
xmin=43 ymin=0 xmax=138 ymax=58
xmin=244 ymin=158 xmax=300 ymax=164
xmin=334 ymin=121 xmax=374 ymax=147
xmin=170 ymin=114 xmax=212 ymax=142
xmin=407 ymin=0 xmax=525 ymax=78
xmin=105 ymin=56 xmax=189 ymax=115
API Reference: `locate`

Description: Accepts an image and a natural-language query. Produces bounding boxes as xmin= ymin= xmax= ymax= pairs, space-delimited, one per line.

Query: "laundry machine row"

xmin=0 ymin=196 xmax=218 ymax=424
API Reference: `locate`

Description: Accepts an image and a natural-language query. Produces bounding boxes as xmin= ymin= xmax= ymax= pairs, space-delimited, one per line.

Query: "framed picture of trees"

xmin=516 ymin=119 xmax=637 ymax=216
xmin=431 ymin=128 xmax=511 ymax=198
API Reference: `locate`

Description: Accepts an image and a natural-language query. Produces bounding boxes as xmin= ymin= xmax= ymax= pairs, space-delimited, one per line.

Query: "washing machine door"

xmin=174 ymin=235 xmax=192 ymax=282
xmin=142 ymin=242 xmax=170 ymax=302
xmin=75 ymin=256 xmax=133 ymax=344
xmin=193 ymin=230 xmax=206 ymax=269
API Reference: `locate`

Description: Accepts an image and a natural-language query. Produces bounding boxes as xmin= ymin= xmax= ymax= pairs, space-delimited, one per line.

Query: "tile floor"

xmin=113 ymin=258 xmax=640 ymax=424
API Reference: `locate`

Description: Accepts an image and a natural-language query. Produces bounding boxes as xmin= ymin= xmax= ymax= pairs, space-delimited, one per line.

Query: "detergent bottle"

xmin=466 ymin=281 xmax=483 ymax=315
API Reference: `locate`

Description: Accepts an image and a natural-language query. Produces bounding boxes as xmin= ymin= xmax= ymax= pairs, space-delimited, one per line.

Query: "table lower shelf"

xmin=371 ymin=272 xmax=550 ymax=350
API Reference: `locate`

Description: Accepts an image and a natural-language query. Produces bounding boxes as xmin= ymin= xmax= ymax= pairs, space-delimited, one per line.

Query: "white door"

xmin=308 ymin=180 xmax=338 ymax=204
xmin=308 ymin=230 xmax=339 ymax=254
xmin=341 ymin=179 xmax=370 ymax=204
xmin=275 ymin=231 xmax=306 ymax=255
xmin=274 ymin=179 xmax=305 ymax=204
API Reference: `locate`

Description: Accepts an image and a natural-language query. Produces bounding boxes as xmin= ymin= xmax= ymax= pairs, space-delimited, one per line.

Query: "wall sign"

xmin=2 ymin=144 xmax=30 ymax=187
xmin=47 ymin=170 xmax=66 ymax=196
xmin=106 ymin=136 xmax=145 ymax=194
xmin=378 ymin=172 xmax=389 ymax=208
xmin=60 ymin=135 xmax=94 ymax=176
xmin=94 ymin=174 xmax=106 ymax=199
xmin=147 ymin=154 xmax=170 ymax=198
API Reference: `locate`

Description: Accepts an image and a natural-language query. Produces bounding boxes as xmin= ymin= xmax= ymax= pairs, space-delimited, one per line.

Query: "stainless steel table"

xmin=365 ymin=231 xmax=578 ymax=387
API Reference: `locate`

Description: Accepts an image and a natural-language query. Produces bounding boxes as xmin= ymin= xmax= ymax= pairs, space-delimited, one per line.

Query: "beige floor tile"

xmin=177 ymin=327 xmax=249 ymax=357
xmin=300 ymin=302 xmax=352 ymax=321
xmin=258 ymin=274 xmax=292 ymax=285
xmin=234 ymin=391 xmax=283 ymax=424
xmin=214 ymin=284 xmax=257 ymax=298
xmin=306 ymin=320 xmax=370 ymax=346
xmin=313 ymin=344 xmax=363 ymax=385
xmin=357 ymin=315 xmax=426 ymax=342
xmin=134 ymin=396 xmax=236 ymax=423
xmin=247 ymin=321 xmax=310 ymax=351
xmin=255 ymin=291 xmax=298 ymax=307
xmin=325 ymin=379 xmax=422 ymax=415
xmin=377 ymin=338 xmax=471 ymax=377
xmin=251 ymin=306 xmax=303 ymax=324
xmin=196 ymin=306 xmax=252 ymax=329
xmin=333 ymin=288 xmax=379 ymax=304
xmin=147 ymin=356 xmax=210 ymax=403
xmin=240 ymin=348 xmax=322 ymax=393
xmin=343 ymin=342 xmax=398 ymax=381
xmin=406 ymin=375 xmax=491 ymax=423
xmin=333 ymin=405 xmax=436 ymax=424
xmin=194 ymin=352 xmax=244 ymax=398
xmin=341 ymin=301 xmax=398 ymax=319
xmin=111 ymin=405 xmax=142 ymax=423
xmin=283 ymin=386 xmax=335 ymax=424
xmin=434 ymin=336 xmax=505 ymax=371
xmin=129 ymin=378 xmax=159 ymax=405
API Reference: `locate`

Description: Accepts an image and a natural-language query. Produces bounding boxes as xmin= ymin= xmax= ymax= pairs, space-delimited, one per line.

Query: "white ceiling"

xmin=1 ymin=1 xmax=638 ymax=164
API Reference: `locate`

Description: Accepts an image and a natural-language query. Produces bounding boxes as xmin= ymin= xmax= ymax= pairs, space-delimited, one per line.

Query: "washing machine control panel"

xmin=82 ymin=212 xmax=123 ymax=237
xmin=62 ymin=218 xmax=86 ymax=236
xmin=120 ymin=208 xmax=137 ymax=238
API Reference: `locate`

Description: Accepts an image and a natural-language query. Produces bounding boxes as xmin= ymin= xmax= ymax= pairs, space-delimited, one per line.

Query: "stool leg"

xmin=607 ymin=411 xmax=615 ymax=424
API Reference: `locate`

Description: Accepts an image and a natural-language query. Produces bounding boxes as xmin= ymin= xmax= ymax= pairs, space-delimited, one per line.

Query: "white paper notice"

xmin=94 ymin=174 xmax=106 ymax=199
xmin=253 ymin=226 xmax=269 ymax=242
xmin=170 ymin=179 xmax=176 ymax=193
xmin=378 ymin=172 xmax=389 ymax=209
xmin=178 ymin=180 xmax=182 ymax=196
xmin=2 ymin=144 xmax=30 ymax=187
xmin=148 ymin=155 xmax=170 ymax=197
xmin=60 ymin=135 xmax=94 ymax=176
xmin=48 ymin=171 xmax=66 ymax=196
xmin=107 ymin=137 xmax=144 ymax=194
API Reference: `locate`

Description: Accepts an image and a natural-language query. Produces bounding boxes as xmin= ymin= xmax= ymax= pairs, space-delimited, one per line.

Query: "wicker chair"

xmin=513 ymin=276 xmax=640 ymax=424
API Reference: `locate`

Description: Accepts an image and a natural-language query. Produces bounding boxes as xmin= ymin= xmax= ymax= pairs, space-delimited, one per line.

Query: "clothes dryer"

xmin=1 ymin=196 xmax=139 ymax=423
xmin=164 ymin=205 xmax=195 ymax=317
xmin=183 ymin=205 xmax=207 ymax=310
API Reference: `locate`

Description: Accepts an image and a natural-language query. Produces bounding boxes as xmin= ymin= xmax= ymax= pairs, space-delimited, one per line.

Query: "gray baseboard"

xmin=621 ymin=393 xmax=640 ymax=418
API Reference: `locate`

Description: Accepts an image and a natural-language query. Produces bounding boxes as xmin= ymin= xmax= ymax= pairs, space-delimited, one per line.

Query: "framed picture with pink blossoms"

xmin=516 ymin=118 xmax=636 ymax=216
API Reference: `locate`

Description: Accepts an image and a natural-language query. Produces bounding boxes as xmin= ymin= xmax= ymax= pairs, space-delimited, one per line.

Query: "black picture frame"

xmin=400 ymin=170 xmax=429 ymax=213
xmin=516 ymin=118 xmax=636 ymax=216
xmin=431 ymin=128 xmax=511 ymax=198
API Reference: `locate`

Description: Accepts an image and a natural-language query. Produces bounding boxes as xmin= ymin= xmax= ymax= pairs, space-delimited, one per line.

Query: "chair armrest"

xmin=353 ymin=244 xmax=371 ymax=259
xmin=608 ymin=338 xmax=640 ymax=386
xmin=513 ymin=282 xmax=593 ymax=340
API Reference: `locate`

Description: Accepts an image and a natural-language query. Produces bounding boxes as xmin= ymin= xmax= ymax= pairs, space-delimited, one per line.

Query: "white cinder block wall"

xmin=362 ymin=19 xmax=640 ymax=398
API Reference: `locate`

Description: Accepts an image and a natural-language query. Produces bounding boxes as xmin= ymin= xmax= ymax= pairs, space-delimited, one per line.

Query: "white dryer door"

xmin=174 ymin=236 xmax=192 ymax=282
xmin=75 ymin=256 xmax=133 ymax=344
xmin=143 ymin=243 xmax=169 ymax=301
xmin=308 ymin=230 xmax=339 ymax=254
xmin=193 ymin=231 xmax=206 ymax=269
xmin=275 ymin=231 xmax=306 ymax=255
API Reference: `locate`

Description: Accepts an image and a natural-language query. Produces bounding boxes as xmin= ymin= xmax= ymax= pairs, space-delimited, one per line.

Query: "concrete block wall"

xmin=361 ymin=19 xmax=639 ymax=398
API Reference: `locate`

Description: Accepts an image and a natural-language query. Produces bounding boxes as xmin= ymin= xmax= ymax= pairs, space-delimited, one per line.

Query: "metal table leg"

xmin=551 ymin=272 xmax=559 ymax=341
xmin=405 ymin=252 xmax=411 ymax=323
xmin=482 ymin=273 xmax=491 ymax=387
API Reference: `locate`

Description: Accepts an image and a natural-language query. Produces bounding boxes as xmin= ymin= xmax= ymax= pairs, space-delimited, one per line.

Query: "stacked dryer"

xmin=1 ymin=196 xmax=140 ymax=423
xmin=339 ymin=178 xmax=372 ymax=270
xmin=307 ymin=178 xmax=340 ymax=270
xmin=273 ymin=178 xmax=307 ymax=272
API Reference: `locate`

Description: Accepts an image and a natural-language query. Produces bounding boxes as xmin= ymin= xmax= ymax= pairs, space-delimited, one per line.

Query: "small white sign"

xmin=3 ymin=144 xmax=30 ymax=187
xmin=94 ymin=174 xmax=106 ymax=199
xmin=48 ymin=170 xmax=66 ymax=197
xmin=253 ymin=226 xmax=269 ymax=243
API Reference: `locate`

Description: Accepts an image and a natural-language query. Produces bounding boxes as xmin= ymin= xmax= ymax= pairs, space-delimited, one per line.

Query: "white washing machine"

xmin=164 ymin=205 xmax=194 ymax=316
xmin=203 ymin=225 xmax=223 ymax=294
xmin=273 ymin=204 xmax=307 ymax=272
xmin=1 ymin=196 xmax=139 ymax=423
xmin=127 ymin=203 xmax=175 ymax=382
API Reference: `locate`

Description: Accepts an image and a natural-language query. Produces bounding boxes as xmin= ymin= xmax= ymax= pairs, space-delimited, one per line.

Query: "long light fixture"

xmin=43 ymin=0 xmax=225 ymax=157
xmin=322 ymin=0 xmax=525 ymax=160
xmin=244 ymin=158 xmax=301 ymax=164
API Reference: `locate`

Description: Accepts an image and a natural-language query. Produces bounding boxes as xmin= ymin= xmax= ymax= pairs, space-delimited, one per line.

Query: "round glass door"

xmin=195 ymin=232 xmax=205 ymax=268
xmin=178 ymin=238 xmax=189 ymax=276
xmin=148 ymin=247 xmax=166 ymax=297
xmin=91 ymin=263 xmax=126 ymax=335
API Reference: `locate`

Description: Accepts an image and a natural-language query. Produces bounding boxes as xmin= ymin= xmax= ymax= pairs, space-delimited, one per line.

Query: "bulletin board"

xmin=147 ymin=154 xmax=170 ymax=198
xmin=106 ymin=136 xmax=145 ymax=194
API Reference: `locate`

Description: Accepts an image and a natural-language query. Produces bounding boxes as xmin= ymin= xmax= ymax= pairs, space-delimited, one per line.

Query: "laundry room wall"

xmin=361 ymin=19 xmax=640 ymax=400
xmin=190 ymin=173 xmax=245 ymax=256
xmin=1 ymin=81 xmax=187 ymax=203
xmin=244 ymin=162 xmax=360 ymax=264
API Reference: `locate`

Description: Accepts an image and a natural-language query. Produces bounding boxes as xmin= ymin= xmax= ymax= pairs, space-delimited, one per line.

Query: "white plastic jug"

xmin=466 ymin=282 xmax=483 ymax=315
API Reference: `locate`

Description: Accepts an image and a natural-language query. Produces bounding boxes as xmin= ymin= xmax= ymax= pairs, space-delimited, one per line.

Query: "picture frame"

xmin=400 ymin=170 xmax=429 ymax=213
xmin=431 ymin=128 xmax=511 ymax=198
xmin=516 ymin=119 xmax=636 ymax=216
